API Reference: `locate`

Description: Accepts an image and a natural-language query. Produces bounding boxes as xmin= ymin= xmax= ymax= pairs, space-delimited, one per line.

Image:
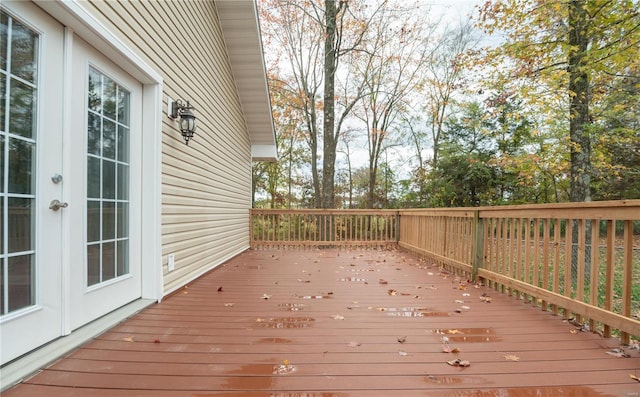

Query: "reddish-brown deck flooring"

xmin=5 ymin=248 xmax=640 ymax=396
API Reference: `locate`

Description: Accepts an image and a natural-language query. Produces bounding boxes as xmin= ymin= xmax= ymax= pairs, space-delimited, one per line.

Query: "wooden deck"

xmin=5 ymin=248 xmax=639 ymax=396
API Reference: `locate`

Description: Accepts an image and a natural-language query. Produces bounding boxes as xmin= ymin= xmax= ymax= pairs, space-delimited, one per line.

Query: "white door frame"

xmin=36 ymin=0 xmax=163 ymax=335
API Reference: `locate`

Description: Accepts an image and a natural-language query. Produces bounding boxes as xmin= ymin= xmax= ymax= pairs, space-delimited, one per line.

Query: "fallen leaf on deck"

xmin=153 ymin=339 xmax=161 ymax=343
xmin=504 ymin=354 xmax=520 ymax=361
xmin=397 ymin=336 xmax=407 ymax=344
xmin=388 ymin=289 xmax=397 ymax=296
xmin=454 ymin=299 xmax=465 ymax=304
xmin=122 ymin=336 xmax=134 ymax=342
xmin=273 ymin=360 xmax=295 ymax=375
xmin=224 ymin=303 xmax=235 ymax=307
xmin=570 ymin=329 xmax=578 ymax=334
xmin=217 ymin=286 xmax=223 ymax=292
xmin=630 ymin=374 xmax=640 ymax=382
xmin=348 ymin=341 xmax=361 ymax=347
xmin=448 ymin=329 xmax=463 ymax=334
xmin=480 ymin=295 xmax=492 ymax=303
xmin=442 ymin=345 xmax=460 ymax=353
xmin=256 ymin=318 xmax=266 ymax=322
xmin=331 ymin=314 xmax=345 ymax=320
xmin=262 ymin=294 xmax=272 ymax=300
xmin=398 ymin=351 xmax=408 ymax=356
xmin=606 ymin=348 xmax=630 ymax=358
xmin=379 ymin=279 xmax=389 ymax=284
xmin=460 ymin=305 xmax=471 ymax=310
xmin=462 ymin=293 xmax=471 ymax=297
xmin=446 ymin=359 xmax=470 ymax=367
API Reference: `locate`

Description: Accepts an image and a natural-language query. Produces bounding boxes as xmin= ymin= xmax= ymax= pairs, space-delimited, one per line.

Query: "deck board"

xmin=4 ymin=248 xmax=639 ymax=396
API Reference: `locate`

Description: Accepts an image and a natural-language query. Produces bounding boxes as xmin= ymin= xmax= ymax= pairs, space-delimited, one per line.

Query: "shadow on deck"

xmin=5 ymin=248 xmax=640 ymax=396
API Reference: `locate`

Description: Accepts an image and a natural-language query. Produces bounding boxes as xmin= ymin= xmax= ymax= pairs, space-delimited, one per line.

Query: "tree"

xmin=476 ymin=0 xmax=640 ymax=202
xmin=424 ymin=21 xmax=478 ymax=170
xmin=592 ymin=63 xmax=640 ymax=200
xmin=260 ymin=0 xmax=382 ymax=209
xmin=351 ymin=2 xmax=437 ymax=208
xmin=259 ymin=0 xmax=325 ymax=206
xmin=429 ymin=101 xmax=502 ymax=207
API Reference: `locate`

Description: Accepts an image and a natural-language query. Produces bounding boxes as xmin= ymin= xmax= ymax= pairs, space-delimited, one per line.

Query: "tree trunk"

xmin=322 ymin=0 xmax=338 ymax=209
xmin=568 ymin=0 xmax=591 ymax=203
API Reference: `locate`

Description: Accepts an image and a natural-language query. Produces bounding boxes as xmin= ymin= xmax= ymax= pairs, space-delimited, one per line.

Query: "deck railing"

xmin=251 ymin=209 xmax=399 ymax=247
xmin=250 ymin=200 xmax=640 ymax=343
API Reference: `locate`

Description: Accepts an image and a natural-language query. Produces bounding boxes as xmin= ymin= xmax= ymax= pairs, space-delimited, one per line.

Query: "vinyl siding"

xmin=83 ymin=0 xmax=253 ymax=294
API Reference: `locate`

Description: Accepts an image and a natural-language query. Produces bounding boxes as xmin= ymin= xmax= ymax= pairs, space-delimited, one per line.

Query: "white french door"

xmin=0 ymin=1 xmax=64 ymax=364
xmin=1 ymin=1 xmax=143 ymax=364
xmin=67 ymin=35 xmax=142 ymax=331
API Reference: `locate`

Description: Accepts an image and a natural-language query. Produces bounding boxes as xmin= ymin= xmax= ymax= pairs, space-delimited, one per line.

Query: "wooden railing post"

xmin=472 ymin=210 xmax=484 ymax=281
xmin=249 ymin=209 xmax=254 ymax=248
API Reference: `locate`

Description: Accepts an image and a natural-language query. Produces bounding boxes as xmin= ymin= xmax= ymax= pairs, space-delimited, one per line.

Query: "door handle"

xmin=49 ymin=199 xmax=69 ymax=211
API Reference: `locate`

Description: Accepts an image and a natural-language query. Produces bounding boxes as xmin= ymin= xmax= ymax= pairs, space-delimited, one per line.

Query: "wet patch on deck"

xmin=377 ymin=307 xmax=451 ymax=317
xmin=257 ymin=317 xmax=315 ymax=329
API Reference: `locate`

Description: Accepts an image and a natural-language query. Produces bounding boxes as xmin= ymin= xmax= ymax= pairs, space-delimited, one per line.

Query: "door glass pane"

xmin=102 ymin=119 xmax=115 ymax=159
xmin=8 ymin=197 xmax=33 ymax=253
xmin=102 ymin=201 xmax=115 ymax=240
xmin=116 ymin=202 xmax=128 ymax=238
xmin=0 ymin=13 xmax=7 ymax=71
xmin=87 ymin=112 xmax=100 ymax=155
xmin=87 ymin=156 xmax=100 ymax=198
xmin=0 ymin=136 xmax=4 ymax=193
xmin=117 ymin=240 xmax=128 ymax=276
xmin=10 ymin=18 xmax=38 ymax=83
xmin=87 ymin=200 xmax=100 ymax=242
xmin=103 ymin=76 xmax=116 ymax=120
xmin=88 ymin=68 xmax=101 ymax=113
xmin=87 ymin=244 xmax=100 ymax=287
xmin=9 ymin=79 xmax=36 ymax=139
xmin=117 ymin=126 xmax=129 ymax=163
xmin=101 ymin=241 xmax=115 ymax=281
xmin=86 ymin=67 xmax=130 ymax=286
xmin=8 ymin=138 xmax=34 ymax=194
xmin=1 ymin=11 xmax=37 ymax=315
xmin=0 ymin=78 xmax=5 ymax=130
xmin=102 ymin=159 xmax=115 ymax=199
xmin=8 ymin=255 xmax=33 ymax=312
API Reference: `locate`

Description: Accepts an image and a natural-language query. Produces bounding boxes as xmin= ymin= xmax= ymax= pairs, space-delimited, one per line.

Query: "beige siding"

xmin=84 ymin=0 xmax=253 ymax=294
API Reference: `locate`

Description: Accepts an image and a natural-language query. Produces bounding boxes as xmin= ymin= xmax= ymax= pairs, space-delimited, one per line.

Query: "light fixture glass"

xmin=171 ymin=99 xmax=197 ymax=144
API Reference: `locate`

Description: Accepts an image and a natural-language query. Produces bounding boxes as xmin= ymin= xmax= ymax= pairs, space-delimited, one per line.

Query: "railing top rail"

xmin=397 ymin=200 xmax=640 ymax=220
xmin=251 ymin=209 xmax=400 ymax=215
xmin=477 ymin=200 xmax=640 ymax=220
xmin=252 ymin=199 xmax=640 ymax=220
xmin=399 ymin=209 xmax=476 ymax=218
xmin=475 ymin=199 xmax=640 ymax=211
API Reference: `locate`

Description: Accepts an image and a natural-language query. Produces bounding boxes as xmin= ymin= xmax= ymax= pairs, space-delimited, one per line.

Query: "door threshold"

xmin=0 ymin=298 xmax=156 ymax=392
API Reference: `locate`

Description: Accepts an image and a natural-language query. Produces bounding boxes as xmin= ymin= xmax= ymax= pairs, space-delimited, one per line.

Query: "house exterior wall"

xmin=81 ymin=0 xmax=253 ymax=294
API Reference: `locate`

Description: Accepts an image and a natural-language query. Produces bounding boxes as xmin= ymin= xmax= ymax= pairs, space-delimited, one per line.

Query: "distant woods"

xmin=253 ymin=0 xmax=640 ymax=209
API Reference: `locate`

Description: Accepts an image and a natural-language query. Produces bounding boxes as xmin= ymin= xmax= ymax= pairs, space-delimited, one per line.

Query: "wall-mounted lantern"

xmin=169 ymin=99 xmax=197 ymax=144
